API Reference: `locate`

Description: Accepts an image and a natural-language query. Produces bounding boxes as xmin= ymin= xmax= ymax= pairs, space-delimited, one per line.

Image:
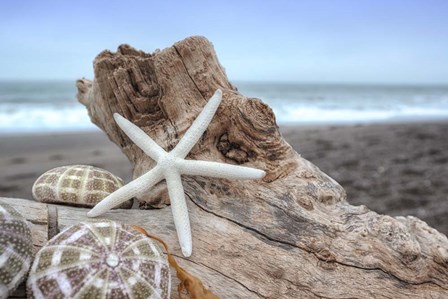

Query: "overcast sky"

xmin=0 ymin=0 xmax=447 ymax=84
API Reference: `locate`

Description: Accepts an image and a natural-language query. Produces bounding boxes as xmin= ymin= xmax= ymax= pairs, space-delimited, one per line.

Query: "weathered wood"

xmin=7 ymin=195 xmax=447 ymax=299
xmin=73 ymin=36 xmax=448 ymax=298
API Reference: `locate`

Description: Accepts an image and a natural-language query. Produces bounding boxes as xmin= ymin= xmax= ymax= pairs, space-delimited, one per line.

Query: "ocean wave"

xmin=1 ymin=103 xmax=448 ymax=134
xmin=1 ymin=81 xmax=448 ymax=133
xmin=272 ymin=105 xmax=448 ymax=124
xmin=0 ymin=104 xmax=98 ymax=133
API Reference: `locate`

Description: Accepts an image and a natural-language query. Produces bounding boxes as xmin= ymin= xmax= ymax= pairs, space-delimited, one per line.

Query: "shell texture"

xmin=0 ymin=202 xmax=33 ymax=299
xmin=32 ymin=165 xmax=133 ymax=209
xmin=27 ymin=220 xmax=171 ymax=299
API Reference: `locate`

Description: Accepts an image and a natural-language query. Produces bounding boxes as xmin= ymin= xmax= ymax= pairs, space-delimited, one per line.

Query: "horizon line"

xmin=0 ymin=78 xmax=447 ymax=87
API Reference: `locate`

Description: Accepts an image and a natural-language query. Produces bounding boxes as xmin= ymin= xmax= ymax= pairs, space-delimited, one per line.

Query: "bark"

xmin=70 ymin=36 xmax=448 ymax=298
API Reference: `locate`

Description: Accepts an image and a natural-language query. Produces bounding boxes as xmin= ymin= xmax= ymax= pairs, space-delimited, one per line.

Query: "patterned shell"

xmin=0 ymin=202 xmax=33 ymax=299
xmin=27 ymin=220 xmax=171 ymax=299
xmin=32 ymin=165 xmax=133 ymax=209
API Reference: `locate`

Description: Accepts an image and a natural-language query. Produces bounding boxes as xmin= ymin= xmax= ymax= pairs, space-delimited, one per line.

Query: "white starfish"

xmin=87 ymin=89 xmax=265 ymax=257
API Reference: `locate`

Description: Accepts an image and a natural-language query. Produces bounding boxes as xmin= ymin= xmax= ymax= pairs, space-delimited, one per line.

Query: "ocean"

xmin=1 ymin=80 xmax=447 ymax=133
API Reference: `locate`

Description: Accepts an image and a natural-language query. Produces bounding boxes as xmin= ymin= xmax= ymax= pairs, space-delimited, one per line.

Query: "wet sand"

xmin=1 ymin=121 xmax=447 ymax=235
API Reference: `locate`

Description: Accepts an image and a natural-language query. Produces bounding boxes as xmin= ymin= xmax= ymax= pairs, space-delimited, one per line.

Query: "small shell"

xmin=32 ymin=165 xmax=132 ymax=209
xmin=27 ymin=220 xmax=171 ymax=299
xmin=0 ymin=202 xmax=33 ymax=299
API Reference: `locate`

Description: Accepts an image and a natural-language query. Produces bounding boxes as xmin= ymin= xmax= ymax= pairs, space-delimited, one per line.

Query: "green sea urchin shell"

xmin=27 ymin=220 xmax=170 ymax=299
xmin=32 ymin=165 xmax=133 ymax=209
xmin=0 ymin=202 xmax=33 ymax=299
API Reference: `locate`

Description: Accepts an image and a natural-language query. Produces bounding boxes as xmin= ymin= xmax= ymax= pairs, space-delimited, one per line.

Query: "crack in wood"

xmin=186 ymin=194 xmax=447 ymax=291
xmin=47 ymin=204 xmax=59 ymax=239
xmin=172 ymin=252 xmax=265 ymax=298
xmin=173 ymin=44 xmax=206 ymax=103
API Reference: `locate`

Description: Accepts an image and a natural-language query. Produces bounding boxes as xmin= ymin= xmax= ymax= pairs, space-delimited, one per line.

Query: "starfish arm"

xmin=87 ymin=167 xmax=163 ymax=217
xmin=164 ymin=171 xmax=192 ymax=257
xmin=114 ymin=113 xmax=166 ymax=161
xmin=178 ymin=160 xmax=266 ymax=180
xmin=171 ymin=89 xmax=222 ymax=158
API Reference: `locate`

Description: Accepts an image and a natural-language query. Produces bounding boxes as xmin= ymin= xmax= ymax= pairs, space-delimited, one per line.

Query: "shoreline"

xmin=1 ymin=115 xmax=448 ymax=137
xmin=280 ymin=116 xmax=448 ymax=127
xmin=1 ymin=121 xmax=447 ymax=235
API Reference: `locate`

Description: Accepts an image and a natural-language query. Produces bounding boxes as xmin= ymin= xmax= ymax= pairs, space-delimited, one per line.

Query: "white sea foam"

xmin=0 ymin=81 xmax=448 ymax=133
xmin=270 ymin=105 xmax=448 ymax=124
xmin=1 ymin=102 xmax=447 ymax=134
xmin=0 ymin=104 xmax=98 ymax=133
xmin=237 ymin=82 xmax=448 ymax=125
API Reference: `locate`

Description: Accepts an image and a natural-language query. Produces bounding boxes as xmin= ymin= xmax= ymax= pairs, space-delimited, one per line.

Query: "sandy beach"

xmin=1 ymin=121 xmax=447 ymax=235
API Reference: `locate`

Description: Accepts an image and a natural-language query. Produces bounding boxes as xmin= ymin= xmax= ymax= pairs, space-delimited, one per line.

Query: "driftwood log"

xmin=70 ymin=36 xmax=448 ymax=297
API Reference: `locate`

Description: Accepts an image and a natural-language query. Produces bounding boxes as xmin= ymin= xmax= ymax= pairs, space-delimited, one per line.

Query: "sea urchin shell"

xmin=0 ymin=201 xmax=33 ymax=299
xmin=27 ymin=220 xmax=170 ymax=299
xmin=32 ymin=165 xmax=133 ymax=209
